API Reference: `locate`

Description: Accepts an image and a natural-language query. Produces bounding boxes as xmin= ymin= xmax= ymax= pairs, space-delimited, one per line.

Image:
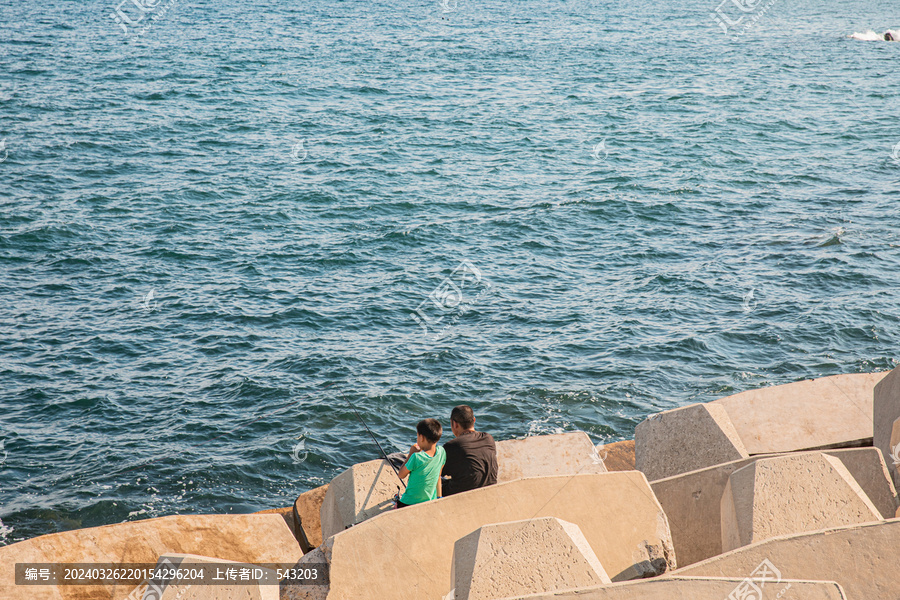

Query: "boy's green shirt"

xmin=400 ymin=445 xmax=446 ymax=505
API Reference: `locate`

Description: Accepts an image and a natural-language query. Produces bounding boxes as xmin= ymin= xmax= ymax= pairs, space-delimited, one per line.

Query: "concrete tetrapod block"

xmin=890 ymin=417 xmax=900 ymax=486
xmin=140 ymin=553 xmax=278 ymax=600
xmin=319 ymin=459 xmax=403 ymax=540
xmin=292 ymin=484 xmax=329 ymax=551
xmin=495 ymin=432 xmax=607 ymax=483
xmin=253 ymin=506 xmax=297 ymax=539
xmin=675 ymin=519 xmax=900 ymax=599
xmin=284 ymin=473 xmax=676 ymax=600
xmin=716 ymin=371 xmax=889 ymax=455
xmin=320 ymin=433 xmax=607 ymax=540
xmin=500 ymin=577 xmax=847 ymax=600
xmin=875 ymin=366 xmax=900 ymax=483
xmin=451 ymin=517 xmax=611 ymax=600
xmin=594 ymin=440 xmax=635 ymax=472
xmin=635 ymin=403 xmax=749 ymax=481
xmin=0 ymin=514 xmax=303 ymax=600
xmin=720 ymin=452 xmax=882 ymax=552
xmin=651 ymin=447 xmax=899 ymax=567
xmin=823 ymin=447 xmax=900 ymax=519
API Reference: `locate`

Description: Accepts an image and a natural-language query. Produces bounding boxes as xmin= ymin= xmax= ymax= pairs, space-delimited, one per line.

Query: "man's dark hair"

xmin=417 ymin=418 xmax=443 ymax=443
xmin=450 ymin=405 xmax=475 ymax=429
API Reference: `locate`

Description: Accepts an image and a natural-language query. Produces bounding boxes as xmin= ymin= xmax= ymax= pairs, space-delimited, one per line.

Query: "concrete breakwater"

xmin=2 ymin=369 xmax=900 ymax=599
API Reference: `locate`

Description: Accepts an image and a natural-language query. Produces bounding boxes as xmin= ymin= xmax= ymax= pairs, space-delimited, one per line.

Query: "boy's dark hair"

xmin=417 ymin=418 xmax=443 ymax=443
xmin=450 ymin=405 xmax=475 ymax=429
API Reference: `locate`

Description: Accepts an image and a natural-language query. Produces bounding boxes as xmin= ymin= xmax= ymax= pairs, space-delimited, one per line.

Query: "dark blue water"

xmin=1 ymin=0 xmax=899 ymax=545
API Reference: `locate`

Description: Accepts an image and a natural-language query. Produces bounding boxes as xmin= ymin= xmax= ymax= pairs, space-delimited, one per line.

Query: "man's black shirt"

xmin=442 ymin=431 xmax=498 ymax=496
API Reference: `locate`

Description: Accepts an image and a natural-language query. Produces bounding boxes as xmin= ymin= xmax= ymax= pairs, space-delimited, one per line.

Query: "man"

xmin=441 ymin=405 xmax=498 ymax=496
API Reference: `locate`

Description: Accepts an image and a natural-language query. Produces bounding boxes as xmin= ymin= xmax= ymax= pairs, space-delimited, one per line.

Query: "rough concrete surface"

xmin=675 ymin=519 xmax=900 ymax=600
xmin=292 ymin=484 xmax=329 ymax=551
xmin=320 ymin=433 xmax=608 ymax=540
xmin=143 ymin=553 xmax=278 ymax=600
xmin=651 ymin=447 xmax=899 ymax=567
xmin=594 ymin=440 xmax=635 ymax=472
xmin=720 ymin=452 xmax=882 ymax=551
xmin=875 ymin=366 xmax=900 ymax=483
xmin=0 ymin=514 xmax=303 ymax=600
xmin=284 ymin=473 xmax=676 ymax=600
xmin=319 ymin=459 xmax=404 ymax=540
xmin=496 ymin=432 xmax=607 ymax=483
xmin=635 ymin=403 xmax=749 ymax=481
xmin=500 ymin=576 xmax=847 ymax=600
xmin=451 ymin=517 xmax=611 ymax=600
xmin=890 ymin=418 xmax=900 ymax=486
xmin=825 ymin=447 xmax=899 ymax=519
xmin=253 ymin=507 xmax=295 ymax=539
xmin=716 ymin=371 xmax=889 ymax=455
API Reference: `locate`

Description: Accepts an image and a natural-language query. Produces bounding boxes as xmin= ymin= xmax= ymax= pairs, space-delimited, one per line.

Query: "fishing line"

xmin=345 ymin=398 xmax=406 ymax=489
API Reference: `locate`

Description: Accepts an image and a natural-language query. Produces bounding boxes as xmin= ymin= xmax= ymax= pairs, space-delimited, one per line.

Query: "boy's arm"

xmin=398 ymin=452 xmax=418 ymax=480
xmin=437 ymin=467 xmax=443 ymax=498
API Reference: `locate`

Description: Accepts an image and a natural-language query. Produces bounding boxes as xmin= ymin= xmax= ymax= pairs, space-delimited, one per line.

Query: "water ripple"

xmin=0 ymin=0 xmax=899 ymax=545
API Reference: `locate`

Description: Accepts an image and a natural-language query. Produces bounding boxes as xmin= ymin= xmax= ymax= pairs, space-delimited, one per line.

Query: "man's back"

xmin=442 ymin=431 xmax=498 ymax=496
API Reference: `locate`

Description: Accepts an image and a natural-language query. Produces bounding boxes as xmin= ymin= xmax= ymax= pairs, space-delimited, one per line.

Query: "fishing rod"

xmin=345 ymin=398 xmax=406 ymax=489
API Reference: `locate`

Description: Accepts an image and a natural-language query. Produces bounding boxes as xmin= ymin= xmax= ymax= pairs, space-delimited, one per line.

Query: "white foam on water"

xmin=850 ymin=29 xmax=897 ymax=41
xmin=0 ymin=518 xmax=13 ymax=545
xmin=526 ymin=418 xmax=567 ymax=437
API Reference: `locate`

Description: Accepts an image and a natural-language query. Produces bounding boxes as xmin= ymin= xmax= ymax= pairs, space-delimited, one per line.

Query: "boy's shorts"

xmin=393 ymin=492 xmax=410 ymax=509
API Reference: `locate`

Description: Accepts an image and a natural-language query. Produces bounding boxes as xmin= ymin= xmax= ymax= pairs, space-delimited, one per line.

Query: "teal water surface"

xmin=1 ymin=0 xmax=899 ymax=545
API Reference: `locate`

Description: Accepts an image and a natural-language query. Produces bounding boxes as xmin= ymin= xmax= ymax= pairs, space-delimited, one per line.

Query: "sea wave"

xmin=850 ymin=29 xmax=899 ymax=41
xmin=1 ymin=0 xmax=899 ymax=546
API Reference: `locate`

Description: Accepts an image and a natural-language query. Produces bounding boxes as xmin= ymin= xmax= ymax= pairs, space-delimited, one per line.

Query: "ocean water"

xmin=1 ymin=0 xmax=899 ymax=545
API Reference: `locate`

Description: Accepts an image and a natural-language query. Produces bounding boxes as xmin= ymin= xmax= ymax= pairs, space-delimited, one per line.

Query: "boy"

xmin=395 ymin=418 xmax=446 ymax=508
